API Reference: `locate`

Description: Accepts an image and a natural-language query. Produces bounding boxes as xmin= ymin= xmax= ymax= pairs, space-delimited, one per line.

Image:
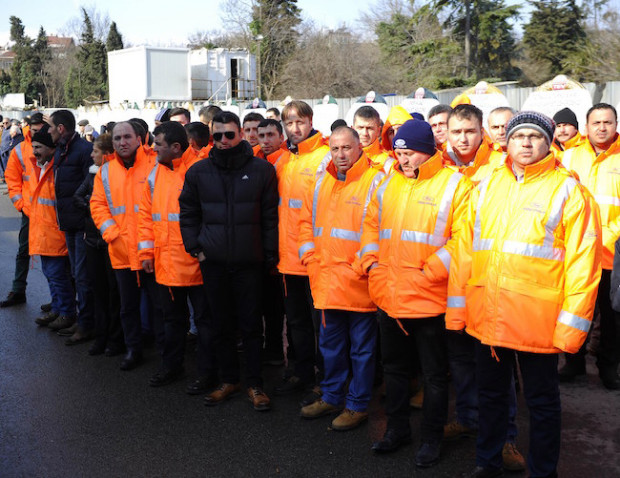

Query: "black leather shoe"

xmin=40 ymin=302 xmax=52 ymax=312
xmin=88 ymin=340 xmax=106 ymax=356
xmin=150 ymin=367 xmax=184 ymax=387
xmin=599 ymin=367 xmax=620 ymax=390
xmin=186 ymin=375 xmax=218 ymax=395
xmin=105 ymin=343 xmax=126 ymax=357
xmin=371 ymin=428 xmax=412 ymax=454
xmin=120 ymin=350 xmax=143 ymax=371
xmin=415 ymin=440 xmax=441 ymax=468
xmin=0 ymin=291 xmax=26 ymax=307
xmin=462 ymin=465 xmax=504 ymax=478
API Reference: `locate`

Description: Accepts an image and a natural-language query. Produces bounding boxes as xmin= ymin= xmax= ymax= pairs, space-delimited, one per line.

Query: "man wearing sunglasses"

xmin=180 ymin=111 xmax=278 ymax=412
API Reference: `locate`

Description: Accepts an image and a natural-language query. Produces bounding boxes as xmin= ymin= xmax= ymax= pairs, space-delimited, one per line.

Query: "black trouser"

xmin=157 ymin=283 xmax=206 ymax=372
xmin=11 ymin=212 xmax=29 ymax=294
xmin=380 ymin=313 xmax=448 ymax=442
xmin=566 ymin=269 xmax=620 ymax=372
xmin=262 ymin=270 xmax=285 ymax=361
xmin=283 ymin=274 xmax=323 ymax=385
xmin=476 ymin=342 xmax=560 ymax=478
xmin=86 ymin=243 xmax=122 ymax=348
xmin=200 ymin=262 xmax=264 ymax=388
xmin=140 ymin=271 xmax=164 ymax=354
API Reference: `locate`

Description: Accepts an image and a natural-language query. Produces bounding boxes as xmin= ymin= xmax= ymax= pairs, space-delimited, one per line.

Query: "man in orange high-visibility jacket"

xmin=353 ymin=106 xmax=394 ymax=175
xmin=28 ymin=126 xmax=76 ymax=327
xmin=443 ymin=104 xmax=525 ymax=471
xmin=138 ymin=121 xmax=211 ymax=388
xmin=184 ymin=121 xmax=210 ymax=156
xmin=91 ymin=121 xmax=156 ymax=371
xmin=274 ymin=101 xmax=330 ymax=399
xmin=560 ymin=103 xmax=620 ymax=390
xmin=2 ymin=113 xmax=46 ymax=308
xmin=357 ymin=119 xmax=473 ymax=467
xmin=552 ymin=107 xmax=585 ymax=154
xmin=243 ymin=112 xmax=264 ymax=149
xmin=447 ymin=112 xmax=602 ymax=477
xmin=443 ymin=104 xmax=504 ymax=184
xmin=297 ymin=127 xmax=384 ymax=431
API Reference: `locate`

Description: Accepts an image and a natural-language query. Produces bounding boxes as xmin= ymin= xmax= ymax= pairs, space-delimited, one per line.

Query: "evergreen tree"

xmin=106 ymin=22 xmax=124 ymax=52
xmin=250 ymin=0 xmax=301 ymax=98
xmin=65 ymin=8 xmax=108 ymax=107
xmin=523 ymin=0 xmax=586 ymax=76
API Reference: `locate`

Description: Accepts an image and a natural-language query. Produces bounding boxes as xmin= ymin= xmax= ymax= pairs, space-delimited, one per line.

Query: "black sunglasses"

xmin=213 ymin=131 xmax=236 ymax=141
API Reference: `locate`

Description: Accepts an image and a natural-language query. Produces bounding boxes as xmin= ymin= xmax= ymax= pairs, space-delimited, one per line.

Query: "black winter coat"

xmin=54 ymin=132 xmax=93 ymax=232
xmin=179 ymin=140 xmax=278 ymax=269
xmin=73 ymin=165 xmax=106 ymax=249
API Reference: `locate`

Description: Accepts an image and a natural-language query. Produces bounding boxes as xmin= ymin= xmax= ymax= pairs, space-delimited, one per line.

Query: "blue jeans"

xmin=320 ymin=310 xmax=377 ymax=412
xmin=64 ymin=231 xmax=94 ymax=330
xmin=40 ymin=256 xmax=75 ymax=317
xmin=476 ymin=342 xmax=560 ymax=478
xmin=448 ymin=331 xmax=518 ymax=442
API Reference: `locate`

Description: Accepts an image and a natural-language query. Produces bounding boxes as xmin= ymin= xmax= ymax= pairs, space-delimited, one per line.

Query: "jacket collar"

xmin=326 ymin=152 xmax=371 ymax=182
xmin=288 ymin=130 xmax=326 ymax=155
xmin=209 ymin=140 xmax=254 ymax=170
xmin=584 ymin=133 xmax=620 ymax=160
xmin=505 ymin=151 xmax=558 ymax=182
xmin=395 ymin=151 xmax=443 ymax=180
xmin=112 ymin=144 xmax=151 ymax=169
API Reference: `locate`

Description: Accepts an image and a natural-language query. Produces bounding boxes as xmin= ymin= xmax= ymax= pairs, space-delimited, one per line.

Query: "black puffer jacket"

xmin=54 ymin=132 xmax=93 ymax=232
xmin=179 ymin=140 xmax=278 ymax=269
xmin=73 ymin=165 xmax=106 ymax=249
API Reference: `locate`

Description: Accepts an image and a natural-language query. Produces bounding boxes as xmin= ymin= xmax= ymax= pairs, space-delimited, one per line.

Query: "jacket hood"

xmin=381 ymin=106 xmax=413 ymax=152
xmin=209 ymin=140 xmax=254 ymax=170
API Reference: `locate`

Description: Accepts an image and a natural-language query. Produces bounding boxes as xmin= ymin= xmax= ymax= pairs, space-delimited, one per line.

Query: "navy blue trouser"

xmin=65 ymin=231 xmax=94 ymax=331
xmin=476 ymin=342 xmax=560 ymax=478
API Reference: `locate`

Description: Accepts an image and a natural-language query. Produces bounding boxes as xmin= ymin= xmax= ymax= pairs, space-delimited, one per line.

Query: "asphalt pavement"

xmin=1 ymin=181 xmax=619 ymax=477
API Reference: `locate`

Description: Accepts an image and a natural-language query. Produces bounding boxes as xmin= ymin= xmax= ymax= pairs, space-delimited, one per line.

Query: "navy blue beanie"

xmin=393 ymin=119 xmax=436 ymax=156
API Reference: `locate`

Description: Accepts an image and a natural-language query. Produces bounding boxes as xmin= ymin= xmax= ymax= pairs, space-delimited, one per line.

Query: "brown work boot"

xmin=247 ymin=387 xmax=271 ymax=411
xmin=331 ymin=409 xmax=369 ymax=431
xmin=502 ymin=442 xmax=526 ymax=471
xmin=47 ymin=315 xmax=76 ymax=331
xmin=409 ymin=387 xmax=424 ymax=409
xmin=443 ymin=421 xmax=477 ymax=441
xmin=300 ymin=399 xmax=340 ymax=419
xmin=35 ymin=311 xmax=59 ymax=326
xmin=204 ymin=383 xmax=241 ymax=406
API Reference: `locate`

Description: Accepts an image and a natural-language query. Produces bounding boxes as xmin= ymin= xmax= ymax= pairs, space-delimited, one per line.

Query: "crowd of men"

xmin=1 ymin=95 xmax=618 ymax=477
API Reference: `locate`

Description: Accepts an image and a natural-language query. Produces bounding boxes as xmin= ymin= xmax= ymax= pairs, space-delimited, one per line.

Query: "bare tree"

xmin=59 ymin=5 xmax=111 ymax=42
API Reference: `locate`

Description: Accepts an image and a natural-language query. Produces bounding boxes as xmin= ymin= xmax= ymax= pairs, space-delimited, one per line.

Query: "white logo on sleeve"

xmin=242 ymin=175 xmax=249 ymax=180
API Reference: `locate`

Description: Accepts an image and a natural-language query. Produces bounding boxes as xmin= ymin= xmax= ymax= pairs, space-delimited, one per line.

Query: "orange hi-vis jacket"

xmin=254 ymin=145 xmax=287 ymax=166
xmin=562 ymin=134 xmax=620 ymax=269
xmin=364 ymin=139 xmax=395 ymax=175
xmin=446 ymin=153 xmax=602 ymax=354
xmin=357 ymin=152 xmax=474 ymax=319
xmin=90 ymin=146 xmax=156 ymax=270
xmin=5 ymin=128 xmax=35 ymax=215
xmin=276 ymin=132 xmax=330 ymax=275
xmin=442 ymin=136 xmax=504 ymax=184
xmin=28 ymin=159 xmax=68 ymax=256
xmin=552 ymin=132 xmax=586 ymax=153
xmin=137 ymin=148 xmax=202 ymax=287
xmin=298 ymin=153 xmax=385 ymax=312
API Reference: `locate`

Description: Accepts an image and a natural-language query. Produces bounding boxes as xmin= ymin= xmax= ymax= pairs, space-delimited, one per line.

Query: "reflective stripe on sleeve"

xmin=37 ymin=197 xmax=56 ymax=206
xmin=473 ymin=176 xmax=491 ymax=252
xmin=100 ymin=219 xmax=115 ymax=234
xmin=168 ymin=213 xmax=179 ymax=222
xmin=311 ymin=171 xmax=326 ymax=235
xmin=435 ymin=247 xmax=451 ymax=270
xmin=134 ymin=204 xmax=140 ymax=213
xmin=400 ymin=230 xmax=447 ymax=247
xmin=502 ymin=241 xmax=565 ymax=261
xmin=152 ymin=213 xmax=162 ymax=221
xmin=147 ymin=164 xmax=158 ymax=197
xmin=111 ymin=205 xmax=126 ymax=216
xmin=15 ymin=144 xmax=25 ymax=169
xmin=447 ymin=296 xmax=466 ymax=308
xmin=298 ymin=241 xmax=315 ymax=259
xmin=432 ymin=171 xmax=464 ymax=239
xmin=330 ymin=228 xmax=361 ymax=241
xmin=360 ymin=243 xmax=379 ymax=256
xmin=289 ymin=199 xmax=303 ymax=209
xmin=379 ymin=229 xmax=392 ymax=240
xmin=557 ymin=311 xmax=591 ymax=333
xmin=11 ymin=194 xmax=22 ymax=203
xmin=138 ymin=240 xmax=154 ymax=250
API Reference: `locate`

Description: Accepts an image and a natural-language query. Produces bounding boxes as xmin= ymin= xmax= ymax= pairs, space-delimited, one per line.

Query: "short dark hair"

xmin=448 ymin=104 xmax=483 ymax=128
xmin=331 ymin=119 xmax=348 ymax=132
xmin=105 ymin=121 xmax=116 ymax=134
xmin=94 ymin=133 xmax=114 ymax=155
xmin=428 ymin=104 xmax=452 ymax=119
xmin=266 ymin=107 xmax=280 ymax=117
xmin=353 ymin=106 xmax=381 ymax=126
xmin=30 ymin=113 xmax=45 ymax=125
xmin=129 ymin=117 xmax=151 ymax=145
xmin=331 ymin=126 xmax=360 ymax=142
xmin=185 ymin=121 xmax=210 ymax=148
xmin=50 ymin=109 xmax=76 ymax=132
xmin=153 ymin=121 xmax=189 ymax=151
xmin=212 ymin=111 xmax=241 ymax=130
xmin=489 ymin=106 xmax=516 ymax=117
xmin=243 ymin=112 xmax=265 ymax=125
xmin=258 ymin=118 xmax=283 ymax=135
xmin=169 ymin=107 xmax=191 ymax=123
xmin=587 ymin=103 xmax=618 ymax=122
xmin=282 ymin=100 xmax=313 ymax=122
xmin=21 ymin=116 xmax=31 ymax=126
xmin=198 ymin=105 xmax=222 ymax=123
